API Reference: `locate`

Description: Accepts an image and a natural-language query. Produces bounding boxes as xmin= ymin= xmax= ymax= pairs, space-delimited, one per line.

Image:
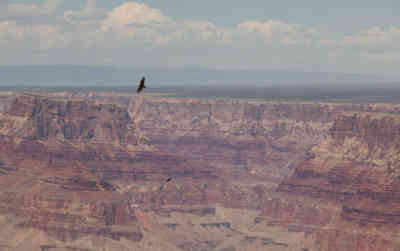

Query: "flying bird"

xmin=136 ymin=77 xmax=146 ymax=93
xmin=159 ymin=176 xmax=176 ymax=191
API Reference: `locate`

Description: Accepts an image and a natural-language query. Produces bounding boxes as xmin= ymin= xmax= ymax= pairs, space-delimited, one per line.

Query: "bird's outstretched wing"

xmin=159 ymin=176 xmax=175 ymax=191
xmin=137 ymin=77 xmax=146 ymax=93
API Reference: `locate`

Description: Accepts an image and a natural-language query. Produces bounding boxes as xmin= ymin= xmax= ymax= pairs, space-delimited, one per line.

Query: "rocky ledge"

xmin=0 ymin=92 xmax=399 ymax=250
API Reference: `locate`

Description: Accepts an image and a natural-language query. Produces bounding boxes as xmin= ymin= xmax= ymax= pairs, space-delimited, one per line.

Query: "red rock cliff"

xmin=0 ymin=93 xmax=400 ymax=250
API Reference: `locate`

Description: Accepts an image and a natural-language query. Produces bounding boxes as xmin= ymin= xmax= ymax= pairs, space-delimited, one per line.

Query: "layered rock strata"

xmin=0 ymin=92 xmax=399 ymax=250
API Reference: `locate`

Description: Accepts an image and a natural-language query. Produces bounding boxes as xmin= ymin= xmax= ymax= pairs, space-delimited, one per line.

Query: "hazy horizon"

xmin=0 ymin=65 xmax=397 ymax=87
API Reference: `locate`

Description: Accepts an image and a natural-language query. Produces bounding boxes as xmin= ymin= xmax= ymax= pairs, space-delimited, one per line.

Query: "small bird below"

xmin=159 ymin=176 xmax=176 ymax=191
xmin=137 ymin=76 xmax=146 ymax=93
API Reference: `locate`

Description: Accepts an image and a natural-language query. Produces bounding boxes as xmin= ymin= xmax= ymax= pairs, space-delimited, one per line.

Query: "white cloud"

xmin=177 ymin=21 xmax=232 ymax=44
xmin=64 ymin=0 xmax=106 ymax=24
xmin=341 ymin=26 xmax=400 ymax=50
xmin=98 ymin=2 xmax=232 ymax=47
xmin=95 ymin=2 xmax=173 ymax=46
xmin=0 ymin=2 xmax=319 ymax=49
xmin=0 ymin=0 xmax=63 ymax=24
xmin=0 ymin=21 xmax=25 ymax=46
xmin=0 ymin=20 xmax=68 ymax=51
xmin=236 ymin=20 xmax=317 ymax=46
xmin=101 ymin=2 xmax=168 ymax=30
xmin=0 ymin=1 xmax=400 ymax=74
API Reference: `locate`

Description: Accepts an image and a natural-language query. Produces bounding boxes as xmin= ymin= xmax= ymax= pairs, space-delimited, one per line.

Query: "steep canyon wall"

xmin=0 ymin=92 xmax=399 ymax=250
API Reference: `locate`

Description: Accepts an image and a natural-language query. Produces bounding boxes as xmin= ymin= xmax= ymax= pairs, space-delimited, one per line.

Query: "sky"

xmin=1 ymin=0 xmax=400 ymax=76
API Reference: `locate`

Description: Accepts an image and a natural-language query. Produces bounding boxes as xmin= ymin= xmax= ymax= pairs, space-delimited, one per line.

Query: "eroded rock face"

xmin=5 ymin=96 xmax=134 ymax=143
xmin=276 ymin=113 xmax=400 ymax=250
xmin=0 ymin=92 xmax=400 ymax=250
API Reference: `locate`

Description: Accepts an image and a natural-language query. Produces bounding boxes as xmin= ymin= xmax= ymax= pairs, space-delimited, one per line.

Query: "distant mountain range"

xmin=0 ymin=65 xmax=395 ymax=87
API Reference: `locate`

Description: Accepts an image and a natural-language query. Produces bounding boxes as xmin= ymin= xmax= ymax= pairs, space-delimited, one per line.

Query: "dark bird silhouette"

xmin=159 ymin=176 xmax=175 ymax=191
xmin=136 ymin=77 xmax=146 ymax=93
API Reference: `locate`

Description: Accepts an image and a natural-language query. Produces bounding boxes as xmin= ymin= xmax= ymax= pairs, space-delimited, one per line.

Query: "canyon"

xmin=0 ymin=91 xmax=399 ymax=250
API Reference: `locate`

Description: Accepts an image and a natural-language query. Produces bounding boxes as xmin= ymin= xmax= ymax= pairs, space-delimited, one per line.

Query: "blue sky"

xmin=12 ymin=0 xmax=400 ymax=29
xmin=1 ymin=0 xmax=400 ymax=76
xmin=101 ymin=1 xmax=400 ymax=30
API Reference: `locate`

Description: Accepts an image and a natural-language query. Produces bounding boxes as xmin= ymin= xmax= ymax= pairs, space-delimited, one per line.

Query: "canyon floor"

xmin=0 ymin=91 xmax=400 ymax=251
